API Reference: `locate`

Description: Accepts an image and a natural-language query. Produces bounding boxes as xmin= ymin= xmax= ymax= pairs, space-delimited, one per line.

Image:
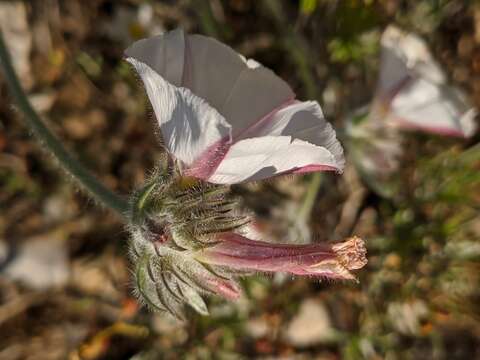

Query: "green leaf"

xmin=300 ymin=0 xmax=317 ymax=15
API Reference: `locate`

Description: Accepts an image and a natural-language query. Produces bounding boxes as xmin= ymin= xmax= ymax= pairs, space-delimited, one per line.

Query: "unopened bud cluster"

xmin=128 ymin=160 xmax=246 ymax=318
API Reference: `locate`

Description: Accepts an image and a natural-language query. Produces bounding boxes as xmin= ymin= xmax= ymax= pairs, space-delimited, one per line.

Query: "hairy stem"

xmin=0 ymin=32 xmax=129 ymax=217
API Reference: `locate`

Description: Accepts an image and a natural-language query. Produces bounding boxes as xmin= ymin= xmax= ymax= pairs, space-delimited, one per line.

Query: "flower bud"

xmin=195 ymin=233 xmax=367 ymax=281
xmin=128 ymin=164 xmax=245 ymax=318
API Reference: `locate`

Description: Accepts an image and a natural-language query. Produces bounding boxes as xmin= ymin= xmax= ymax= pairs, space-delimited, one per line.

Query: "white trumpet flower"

xmin=125 ymin=28 xmax=345 ymax=184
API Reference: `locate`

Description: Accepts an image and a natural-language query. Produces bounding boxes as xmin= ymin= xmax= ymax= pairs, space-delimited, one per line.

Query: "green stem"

xmin=297 ymin=173 xmax=323 ymax=221
xmin=0 ymin=32 xmax=129 ymax=217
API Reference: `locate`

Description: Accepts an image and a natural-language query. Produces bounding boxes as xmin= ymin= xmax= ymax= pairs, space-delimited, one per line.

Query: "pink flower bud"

xmin=195 ymin=233 xmax=367 ymax=281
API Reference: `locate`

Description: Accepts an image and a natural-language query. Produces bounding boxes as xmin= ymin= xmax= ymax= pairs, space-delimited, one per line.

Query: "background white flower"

xmin=345 ymin=25 xmax=478 ymax=198
xmin=375 ymin=25 xmax=477 ymax=138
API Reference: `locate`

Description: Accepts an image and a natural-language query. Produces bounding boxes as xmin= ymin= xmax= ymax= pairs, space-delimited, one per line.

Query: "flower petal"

xmin=378 ymin=25 xmax=444 ymax=97
xmin=181 ymin=33 xmax=296 ymax=134
xmin=186 ymin=100 xmax=345 ymax=182
xmin=125 ymin=28 xmax=185 ymax=87
xmin=241 ymin=100 xmax=345 ymax=169
xmin=389 ymin=78 xmax=478 ymax=138
xmin=206 ymin=136 xmax=341 ymax=184
xmin=126 ymin=58 xmax=231 ymax=165
xmin=378 ymin=25 xmax=477 ymax=138
xmin=126 ymin=29 xmax=295 ymax=135
xmin=126 ymin=30 xmax=346 ymax=178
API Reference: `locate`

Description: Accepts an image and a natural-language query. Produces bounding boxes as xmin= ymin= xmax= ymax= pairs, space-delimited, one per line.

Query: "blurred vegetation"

xmin=0 ymin=0 xmax=479 ymax=359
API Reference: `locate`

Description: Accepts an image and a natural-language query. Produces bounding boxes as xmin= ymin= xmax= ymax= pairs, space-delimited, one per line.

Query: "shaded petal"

xmin=206 ymin=136 xmax=341 ymax=184
xmin=390 ymin=78 xmax=478 ymax=138
xmin=196 ymin=233 xmax=367 ymax=280
xmin=182 ymin=34 xmax=295 ymax=134
xmin=126 ymin=29 xmax=295 ymax=135
xmin=378 ymin=25 xmax=444 ymax=97
xmin=125 ymin=28 xmax=185 ymax=87
xmin=126 ymin=58 xmax=231 ymax=165
xmin=181 ymin=34 xmax=247 ymax=114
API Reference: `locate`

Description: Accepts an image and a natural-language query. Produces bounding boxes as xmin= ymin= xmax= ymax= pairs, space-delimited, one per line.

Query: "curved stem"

xmin=0 ymin=32 xmax=129 ymax=217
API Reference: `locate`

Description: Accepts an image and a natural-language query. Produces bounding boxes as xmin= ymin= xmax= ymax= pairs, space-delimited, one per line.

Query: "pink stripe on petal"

xmin=237 ymin=98 xmax=297 ymax=139
xmin=291 ymin=164 xmax=340 ymax=174
xmin=184 ymin=137 xmax=231 ymax=179
xmin=185 ymin=98 xmax=297 ymax=180
xmin=253 ymin=164 xmax=339 ymax=180
xmin=392 ymin=117 xmax=468 ymax=138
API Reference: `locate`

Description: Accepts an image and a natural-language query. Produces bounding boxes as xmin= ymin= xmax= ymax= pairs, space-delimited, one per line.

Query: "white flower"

xmin=125 ymin=28 xmax=344 ymax=184
xmin=375 ymin=25 xmax=477 ymax=138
